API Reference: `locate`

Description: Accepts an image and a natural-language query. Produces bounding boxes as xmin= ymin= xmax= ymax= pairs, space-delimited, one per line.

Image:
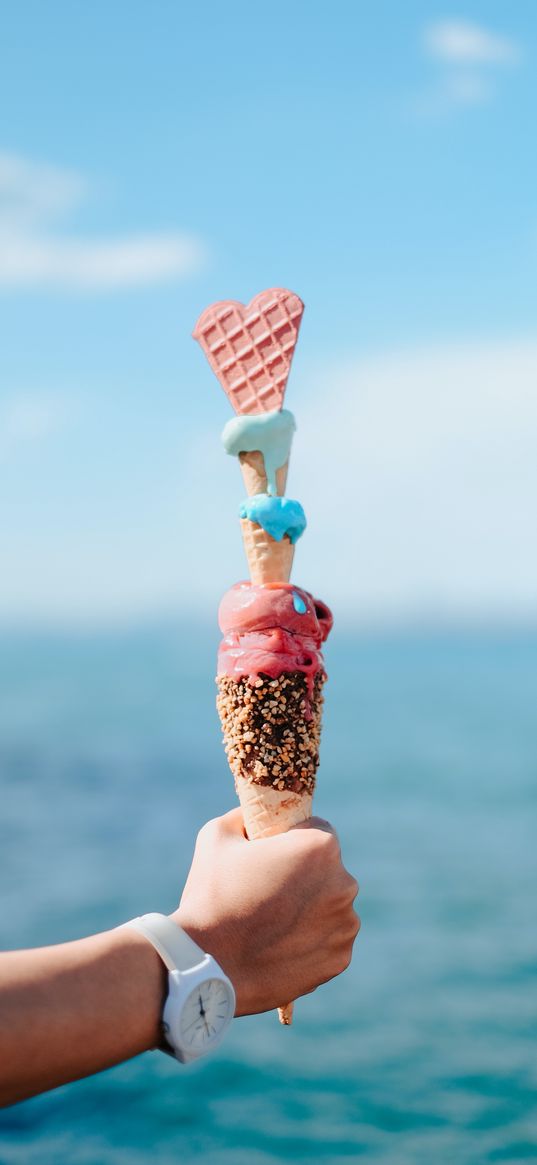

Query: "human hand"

xmin=172 ymin=808 xmax=360 ymax=1016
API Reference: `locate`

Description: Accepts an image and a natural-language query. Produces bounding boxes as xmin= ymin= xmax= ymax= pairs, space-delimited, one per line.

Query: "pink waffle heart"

xmin=193 ymin=288 xmax=304 ymax=414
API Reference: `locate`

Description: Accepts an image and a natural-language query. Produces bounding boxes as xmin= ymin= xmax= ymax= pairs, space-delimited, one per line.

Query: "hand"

xmin=172 ymin=808 xmax=360 ymax=1015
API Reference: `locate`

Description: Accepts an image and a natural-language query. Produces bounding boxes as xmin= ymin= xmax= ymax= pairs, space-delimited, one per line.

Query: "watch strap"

xmin=125 ymin=913 xmax=207 ymax=972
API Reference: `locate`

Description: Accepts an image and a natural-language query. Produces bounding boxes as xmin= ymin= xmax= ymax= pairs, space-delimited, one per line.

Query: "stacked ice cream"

xmin=193 ymin=288 xmax=333 ymax=1021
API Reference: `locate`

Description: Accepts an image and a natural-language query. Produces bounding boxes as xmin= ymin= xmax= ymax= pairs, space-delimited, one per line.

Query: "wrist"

xmin=109 ymin=924 xmax=168 ymax=1052
xmin=169 ymin=908 xmax=249 ymax=1017
xmin=124 ymin=914 xmax=236 ymax=1062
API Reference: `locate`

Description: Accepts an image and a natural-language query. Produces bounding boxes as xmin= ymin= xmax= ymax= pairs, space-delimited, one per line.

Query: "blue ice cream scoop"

xmin=239 ymin=495 xmax=307 ymax=544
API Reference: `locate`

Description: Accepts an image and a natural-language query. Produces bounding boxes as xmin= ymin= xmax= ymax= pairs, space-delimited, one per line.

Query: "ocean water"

xmin=0 ymin=622 xmax=536 ymax=1164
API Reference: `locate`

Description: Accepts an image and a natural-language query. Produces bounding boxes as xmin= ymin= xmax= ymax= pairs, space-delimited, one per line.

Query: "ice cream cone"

xmin=234 ymin=777 xmax=313 ymax=839
xmin=216 ymin=667 xmax=326 ymax=1026
xmin=235 ymin=778 xmax=313 ymax=1026
xmin=195 ymin=288 xmax=333 ymax=1031
xmin=240 ymin=519 xmax=294 ymax=584
xmin=239 ymin=450 xmax=289 ymax=498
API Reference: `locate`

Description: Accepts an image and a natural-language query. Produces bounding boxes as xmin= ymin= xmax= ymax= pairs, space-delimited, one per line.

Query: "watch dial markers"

xmin=179 ymin=980 xmax=233 ymax=1052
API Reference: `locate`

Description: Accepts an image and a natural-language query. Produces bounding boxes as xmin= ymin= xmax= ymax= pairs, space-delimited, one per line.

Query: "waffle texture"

xmin=234 ymin=777 xmax=313 ymax=840
xmin=193 ymin=288 xmax=304 ymax=415
xmin=240 ymin=518 xmax=294 ymax=584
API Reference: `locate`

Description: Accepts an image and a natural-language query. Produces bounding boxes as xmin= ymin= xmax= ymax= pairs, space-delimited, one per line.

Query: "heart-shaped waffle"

xmin=193 ymin=288 xmax=304 ymax=414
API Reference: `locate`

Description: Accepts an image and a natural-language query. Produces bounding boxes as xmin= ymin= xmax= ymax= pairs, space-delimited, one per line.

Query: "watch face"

xmin=178 ymin=979 xmax=234 ymax=1053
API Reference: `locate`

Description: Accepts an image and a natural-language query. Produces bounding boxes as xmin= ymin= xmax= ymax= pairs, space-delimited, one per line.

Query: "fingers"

xmin=199 ymin=811 xmax=359 ymax=906
xmin=201 ymin=811 xmax=341 ymax=845
xmin=288 ymin=820 xmax=340 ymax=857
xmin=197 ymin=811 xmax=358 ymax=908
xmin=289 ymin=815 xmax=337 ymax=837
xmin=290 ymin=822 xmax=358 ymax=904
xmin=215 ymin=809 xmax=337 ymax=838
xmin=196 ymin=808 xmax=246 ymax=846
xmin=346 ymin=874 xmax=360 ymax=903
xmin=200 ymin=811 xmax=341 ymax=851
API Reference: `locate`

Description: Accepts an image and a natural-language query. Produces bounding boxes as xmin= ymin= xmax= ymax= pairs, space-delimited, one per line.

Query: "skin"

xmin=0 ymin=809 xmax=359 ymax=1107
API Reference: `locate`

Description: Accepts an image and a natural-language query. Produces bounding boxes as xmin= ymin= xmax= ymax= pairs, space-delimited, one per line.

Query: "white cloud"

xmin=0 ymin=152 xmax=205 ymax=290
xmin=0 ymin=230 xmax=203 ymax=290
xmin=0 ymin=153 xmax=85 ymax=227
xmin=425 ymin=20 xmax=520 ymax=65
xmin=416 ymin=20 xmax=520 ymax=114
xmin=411 ymin=70 xmax=492 ymax=115
xmin=290 ymin=339 xmax=537 ymax=621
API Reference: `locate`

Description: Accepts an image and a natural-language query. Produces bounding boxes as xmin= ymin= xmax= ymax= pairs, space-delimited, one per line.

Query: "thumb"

xmin=213 ymin=806 xmax=248 ymax=841
xmin=290 ymin=815 xmax=337 ymax=836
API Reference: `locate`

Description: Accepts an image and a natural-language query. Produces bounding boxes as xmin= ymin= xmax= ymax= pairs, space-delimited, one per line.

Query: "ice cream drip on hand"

xmin=221 ymin=408 xmax=296 ymax=495
xmin=239 ymin=495 xmax=307 ymax=544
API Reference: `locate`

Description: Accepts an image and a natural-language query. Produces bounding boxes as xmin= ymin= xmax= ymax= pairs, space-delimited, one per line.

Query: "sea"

xmin=0 ymin=621 xmax=535 ymax=1165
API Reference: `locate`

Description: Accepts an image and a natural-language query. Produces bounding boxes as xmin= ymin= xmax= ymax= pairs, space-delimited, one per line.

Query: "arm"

xmin=0 ymin=926 xmax=166 ymax=1107
xmin=1 ymin=809 xmax=359 ymax=1106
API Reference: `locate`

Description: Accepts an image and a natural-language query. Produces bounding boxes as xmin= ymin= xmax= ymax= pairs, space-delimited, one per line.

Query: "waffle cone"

xmin=234 ymin=774 xmax=311 ymax=1028
xmin=234 ymin=776 xmax=313 ymax=840
xmin=239 ymin=450 xmax=289 ymax=497
xmin=216 ymin=669 xmax=326 ymax=1026
xmin=193 ymin=289 xmax=304 ymax=415
xmin=240 ymin=519 xmax=294 ymax=584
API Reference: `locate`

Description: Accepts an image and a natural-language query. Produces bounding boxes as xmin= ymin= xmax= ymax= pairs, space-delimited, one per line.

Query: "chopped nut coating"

xmin=216 ymin=670 xmax=326 ymax=795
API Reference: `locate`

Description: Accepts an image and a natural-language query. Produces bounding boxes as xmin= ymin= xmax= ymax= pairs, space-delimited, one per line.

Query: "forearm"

xmin=0 ymin=926 xmax=167 ymax=1107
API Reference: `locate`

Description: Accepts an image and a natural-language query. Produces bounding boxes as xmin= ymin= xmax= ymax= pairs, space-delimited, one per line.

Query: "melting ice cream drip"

xmin=221 ymin=409 xmax=296 ymax=496
xmin=239 ymin=496 xmax=306 ymax=544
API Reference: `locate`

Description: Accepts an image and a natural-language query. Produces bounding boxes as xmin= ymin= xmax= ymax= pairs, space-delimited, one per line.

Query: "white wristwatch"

xmin=125 ymin=913 xmax=235 ymax=1063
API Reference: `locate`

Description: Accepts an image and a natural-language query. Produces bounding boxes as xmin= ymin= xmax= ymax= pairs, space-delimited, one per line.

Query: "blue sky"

xmin=1 ymin=2 xmax=536 ymax=623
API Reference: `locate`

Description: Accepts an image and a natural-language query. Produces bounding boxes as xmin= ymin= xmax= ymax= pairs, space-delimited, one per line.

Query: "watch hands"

xmin=183 ymin=1016 xmax=206 ymax=1033
xmin=199 ymin=992 xmax=211 ymax=1037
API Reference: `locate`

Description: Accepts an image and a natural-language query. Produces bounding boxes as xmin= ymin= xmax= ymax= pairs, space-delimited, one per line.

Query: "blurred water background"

xmin=1 ymin=620 xmax=535 ymax=1165
xmin=2 ymin=3 xmax=537 ymax=1160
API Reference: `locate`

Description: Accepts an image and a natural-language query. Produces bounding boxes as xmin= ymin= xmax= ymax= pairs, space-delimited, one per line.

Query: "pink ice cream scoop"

xmin=217 ymin=582 xmax=333 ymax=700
